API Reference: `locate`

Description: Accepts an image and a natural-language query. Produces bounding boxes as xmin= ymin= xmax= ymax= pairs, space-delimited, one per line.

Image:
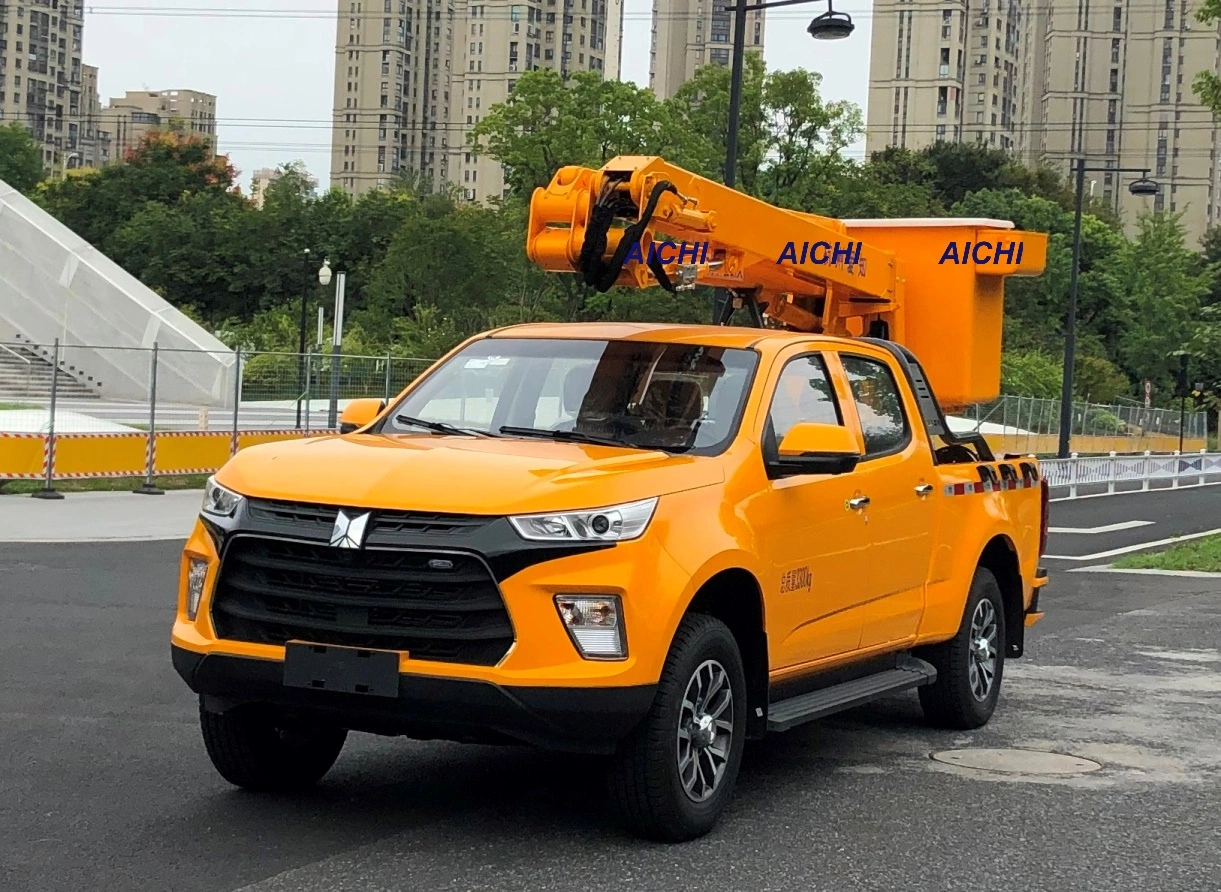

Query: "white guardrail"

xmin=1039 ymin=450 xmax=1221 ymax=499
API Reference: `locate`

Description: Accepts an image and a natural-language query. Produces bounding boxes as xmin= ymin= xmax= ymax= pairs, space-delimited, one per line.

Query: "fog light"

xmin=555 ymin=595 xmax=626 ymax=660
xmin=186 ymin=558 xmax=208 ymax=620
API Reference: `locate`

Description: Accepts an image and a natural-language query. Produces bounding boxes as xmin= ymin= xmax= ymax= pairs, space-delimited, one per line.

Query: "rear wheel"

xmin=917 ymin=567 xmax=1006 ymax=730
xmin=200 ymin=701 xmax=347 ymax=791
xmin=608 ymin=614 xmax=747 ymax=842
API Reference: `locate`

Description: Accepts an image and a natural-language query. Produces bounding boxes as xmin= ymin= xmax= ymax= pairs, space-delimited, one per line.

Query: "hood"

xmin=215 ymin=433 xmax=725 ymax=515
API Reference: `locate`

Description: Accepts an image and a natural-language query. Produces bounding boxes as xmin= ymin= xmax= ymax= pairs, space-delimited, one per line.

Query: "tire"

xmin=199 ymin=701 xmax=348 ymax=792
xmin=608 ymin=613 xmax=747 ymax=842
xmin=917 ymin=566 xmax=1006 ymax=730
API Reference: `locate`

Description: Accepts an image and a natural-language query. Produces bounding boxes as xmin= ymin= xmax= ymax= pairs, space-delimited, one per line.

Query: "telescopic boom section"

xmin=527 ymin=155 xmax=900 ymax=337
xmin=527 ymin=155 xmax=1049 ymax=408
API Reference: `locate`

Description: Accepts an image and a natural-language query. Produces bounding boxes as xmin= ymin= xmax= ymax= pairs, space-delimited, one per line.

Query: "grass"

xmin=0 ymin=402 xmax=35 ymax=410
xmin=0 ymin=474 xmax=209 ymax=495
xmin=1112 ymin=534 xmax=1221 ymax=573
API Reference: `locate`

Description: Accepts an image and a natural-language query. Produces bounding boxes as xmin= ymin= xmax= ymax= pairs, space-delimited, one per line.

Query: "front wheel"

xmin=200 ymin=701 xmax=348 ymax=792
xmin=607 ymin=613 xmax=747 ymax=842
xmin=917 ymin=567 xmax=1006 ymax=730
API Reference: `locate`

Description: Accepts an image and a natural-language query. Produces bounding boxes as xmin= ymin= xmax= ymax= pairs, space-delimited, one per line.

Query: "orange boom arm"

xmin=526 ymin=155 xmax=1048 ymax=409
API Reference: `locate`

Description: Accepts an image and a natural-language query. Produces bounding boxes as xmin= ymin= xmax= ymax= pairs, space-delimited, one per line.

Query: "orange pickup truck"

xmin=171 ymin=321 xmax=1049 ymax=841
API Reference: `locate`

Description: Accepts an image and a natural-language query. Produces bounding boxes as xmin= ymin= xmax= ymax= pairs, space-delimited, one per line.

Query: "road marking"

xmin=1067 ymin=567 xmax=1221 ymax=578
xmin=1048 ymin=520 xmax=1154 ymax=534
xmin=1044 ymin=527 xmax=1221 ymax=562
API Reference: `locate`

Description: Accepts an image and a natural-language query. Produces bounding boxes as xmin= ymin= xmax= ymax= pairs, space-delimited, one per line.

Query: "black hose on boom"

xmin=578 ymin=180 xmax=679 ymax=293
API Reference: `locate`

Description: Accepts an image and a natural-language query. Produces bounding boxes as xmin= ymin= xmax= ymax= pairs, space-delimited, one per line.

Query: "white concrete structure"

xmin=0 ymin=179 xmax=236 ymax=407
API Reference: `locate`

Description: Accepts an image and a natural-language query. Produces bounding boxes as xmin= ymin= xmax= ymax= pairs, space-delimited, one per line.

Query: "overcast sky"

xmin=84 ymin=0 xmax=873 ymax=192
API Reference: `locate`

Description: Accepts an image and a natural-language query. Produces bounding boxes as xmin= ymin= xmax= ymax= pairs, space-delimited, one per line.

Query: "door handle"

xmin=847 ymin=496 xmax=870 ymax=510
xmin=915 ymin=484 xmax=934 ymax=496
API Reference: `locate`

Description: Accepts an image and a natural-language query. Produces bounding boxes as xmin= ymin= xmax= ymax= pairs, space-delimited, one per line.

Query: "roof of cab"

xmin=485 ymin=321 xmax=834 ymax=350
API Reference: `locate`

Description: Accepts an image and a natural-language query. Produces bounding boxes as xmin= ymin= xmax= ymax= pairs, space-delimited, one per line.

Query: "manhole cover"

xmin=930 ymin=748 xmax=1101 ymax=775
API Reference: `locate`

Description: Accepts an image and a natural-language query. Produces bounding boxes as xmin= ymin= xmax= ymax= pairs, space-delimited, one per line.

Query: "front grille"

xmin=211 ymin=536 xmax=515 ymax=666
xmin=244 ymin=498 xmax=492 ymax=545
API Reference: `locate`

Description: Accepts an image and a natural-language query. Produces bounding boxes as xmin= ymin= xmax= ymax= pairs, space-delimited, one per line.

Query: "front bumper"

xmin=173 ymin=644 xmax=655 ymax=754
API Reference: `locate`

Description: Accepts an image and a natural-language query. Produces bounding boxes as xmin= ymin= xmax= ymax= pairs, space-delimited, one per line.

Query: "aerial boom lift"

xmin=527 ymin=155 xmax=1048 ymax=411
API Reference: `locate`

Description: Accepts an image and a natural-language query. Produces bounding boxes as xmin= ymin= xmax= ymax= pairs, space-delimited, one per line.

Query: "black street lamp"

xmin=713 ymin=0 xmax=854 ymax=323
xmin=1057 ymin=160 xmax=1158 ymax=458
xmin=295 ymin=248 xmax=313 ymax=429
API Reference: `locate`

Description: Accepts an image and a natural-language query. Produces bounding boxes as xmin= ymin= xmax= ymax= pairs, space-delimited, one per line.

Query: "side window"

xmin=840 ymin=354 xmax=910 ymax=456
xmin=767 ymin=354 xmax=841 ymax=441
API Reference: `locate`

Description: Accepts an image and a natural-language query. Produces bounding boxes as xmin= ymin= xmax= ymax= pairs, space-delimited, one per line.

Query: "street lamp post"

xmin=715 ymin=0 xmax=854 ymax=323
xmin=1056 ymin=160 xmax=1158 ymax=458
xmin=317 ymin=261 xmax=346 ymax=430
xmin=61 ymin=152 xmax=80 ymax=178
xmin=295 ymin=248 xmax=312 ymax=429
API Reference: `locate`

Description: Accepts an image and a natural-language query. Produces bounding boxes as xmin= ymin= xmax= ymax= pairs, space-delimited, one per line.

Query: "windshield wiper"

xmin=498 ymin=425 xmax=629 ymax=448
xmin=395 ymin=414 xmax=499 ymax=438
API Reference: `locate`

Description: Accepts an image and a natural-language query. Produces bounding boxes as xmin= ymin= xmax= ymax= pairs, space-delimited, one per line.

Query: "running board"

xmin=766 ymin=655 xmax=938 ymax=733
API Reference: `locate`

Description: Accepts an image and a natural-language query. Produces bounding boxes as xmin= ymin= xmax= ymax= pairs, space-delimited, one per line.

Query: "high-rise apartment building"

xmin=866 ymin=0 xmax=1023 ymax=156
xmin=1031 ymin=1 xmax=1221 ymax=240
xmin=0 ymin=0 xmax=86 ymax=175
xmin=101 ymin=89 xmax=218 ymax=159
xmin=866 ymin=0 xmax=1221 ymax=245
xmin=649 ymin=0 xmax=766 ymax=100
xmin=330 ymin=0 xmax=622 ymax=202
xmin=77 ymin=64 xmax=113 ymax=170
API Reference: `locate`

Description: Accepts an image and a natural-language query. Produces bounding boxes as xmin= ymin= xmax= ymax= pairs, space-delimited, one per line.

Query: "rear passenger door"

xmin=832 ymin=351 xmax=937 ymax=649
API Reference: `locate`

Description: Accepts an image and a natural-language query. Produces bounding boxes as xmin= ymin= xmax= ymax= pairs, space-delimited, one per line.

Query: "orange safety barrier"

xmin=0 ymin=429 xmax=339 ymax=482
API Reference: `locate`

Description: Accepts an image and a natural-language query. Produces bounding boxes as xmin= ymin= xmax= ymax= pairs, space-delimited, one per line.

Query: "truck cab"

xmin=172 ymin=321 xmax=1049 ymax=842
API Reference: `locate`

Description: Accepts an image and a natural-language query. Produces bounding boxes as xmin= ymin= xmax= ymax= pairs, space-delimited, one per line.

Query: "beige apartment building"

xmin=101 ymin=89 xmax=218 ymax=160
xmin=649 ymin=0 xmax=767 ymax=100
xmin=77 ymin=64 xmax=113 ymax=170
xmin=0 ymin=0 xmax=87 ymax=176
xmin=330 ymin=0 xmax=624 ymax=202
xmin=867 ymin=0 xmax=1221 ymax=245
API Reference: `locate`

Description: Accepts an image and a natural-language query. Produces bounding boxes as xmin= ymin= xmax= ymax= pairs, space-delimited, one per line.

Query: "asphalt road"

xmin=1044 ymin=483 xmax=1221 ymax=565
xmin=2 ymin=500 xmax=1220 ymax=892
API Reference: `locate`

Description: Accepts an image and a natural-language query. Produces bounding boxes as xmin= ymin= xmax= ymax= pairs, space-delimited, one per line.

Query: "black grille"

xmin=211 ymin=536 xmax=514 ymax=666
xmin=244 ymin=498 xmax=493 ymax=543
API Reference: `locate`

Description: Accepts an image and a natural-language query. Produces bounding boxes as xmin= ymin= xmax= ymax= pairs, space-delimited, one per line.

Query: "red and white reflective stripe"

xmin=943 ymin=476 xmax=1040 ymax=497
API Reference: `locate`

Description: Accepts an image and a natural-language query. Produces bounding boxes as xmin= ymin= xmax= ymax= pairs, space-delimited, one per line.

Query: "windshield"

xmin=380 ymin=337 xmax=759 ymax=454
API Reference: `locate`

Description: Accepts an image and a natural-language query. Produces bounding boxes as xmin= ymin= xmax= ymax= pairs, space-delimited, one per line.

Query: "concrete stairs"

xmin=0 ymin=343 xmax=102 ymax=402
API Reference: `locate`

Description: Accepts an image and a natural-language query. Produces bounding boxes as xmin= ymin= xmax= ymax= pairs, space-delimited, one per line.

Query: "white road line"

xmin=1048 ymin=520 xmax=1155 ymax=534
xmin=1044 ymin=527 xmax=1221 ymax=561
xmin=1067 ymin=567 xmax=1221 ymax=578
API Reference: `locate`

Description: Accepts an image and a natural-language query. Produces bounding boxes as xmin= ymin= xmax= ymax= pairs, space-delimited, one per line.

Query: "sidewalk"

xmin=0 ymin=489 xmax=204 ymax=543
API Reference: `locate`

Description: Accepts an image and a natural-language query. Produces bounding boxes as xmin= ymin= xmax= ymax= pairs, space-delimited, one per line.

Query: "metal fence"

xmin=0 ymin=339 xmax=1214 ymax=490
xmin=963 ymin=394 xmax=1210 ymax=454
xmin=0 ymin=340 xmax=437 ymax=491
xmin=1040 ymin=450 xmax=1221 ymax=499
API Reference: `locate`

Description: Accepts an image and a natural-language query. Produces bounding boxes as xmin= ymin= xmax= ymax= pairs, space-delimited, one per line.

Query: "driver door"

xmin=746 ymin=350 xmax=872 ymax=671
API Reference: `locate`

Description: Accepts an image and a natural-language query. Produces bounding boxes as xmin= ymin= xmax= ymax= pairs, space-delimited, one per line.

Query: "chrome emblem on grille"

xmin=428 ymin=558 xmax=454 ymax=570
xmin=330 ymin=510 xmax=371 ymax=549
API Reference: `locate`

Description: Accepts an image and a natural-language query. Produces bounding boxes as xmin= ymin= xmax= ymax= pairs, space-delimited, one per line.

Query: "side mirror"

xmin=770 ymin=422 xmax=862 ymax=477
xmin=339 ymin=398 xmax=386 ymax=434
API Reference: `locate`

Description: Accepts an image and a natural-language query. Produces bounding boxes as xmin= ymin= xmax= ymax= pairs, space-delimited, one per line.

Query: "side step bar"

xmin=766 ymin=654 xmax=938 ymax=733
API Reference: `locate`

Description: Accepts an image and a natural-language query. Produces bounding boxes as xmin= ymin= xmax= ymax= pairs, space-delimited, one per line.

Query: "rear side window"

xmin=840 ymin=355 xmax=909 ymax=456
xmin=767 ymin=354 xmax=842 ymax=441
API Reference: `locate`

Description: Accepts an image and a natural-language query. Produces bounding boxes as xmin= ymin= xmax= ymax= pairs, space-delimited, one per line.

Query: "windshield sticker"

xmin=463 ymin=359 xmax=490 ymax=369
xmin=486 ymin=356 xmax=511 ymax=366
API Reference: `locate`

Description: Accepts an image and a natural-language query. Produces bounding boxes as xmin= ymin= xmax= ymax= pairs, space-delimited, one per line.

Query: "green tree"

xmin=0 ymin=122 xmax=46 ymax=193
xmin=1117 ymin=212 xmax=1214 ymax=396
xmin=751 ymin=68 xmax=863 ymax=211
xmin=35 ymin=130 xmax=236 ymax=249
xmin=468 ymin=69 xmax=693 ymax=199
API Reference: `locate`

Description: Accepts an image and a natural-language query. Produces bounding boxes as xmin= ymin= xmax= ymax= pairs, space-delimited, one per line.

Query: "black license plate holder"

xmin=283 ymin=642 xmax=400 ymax=698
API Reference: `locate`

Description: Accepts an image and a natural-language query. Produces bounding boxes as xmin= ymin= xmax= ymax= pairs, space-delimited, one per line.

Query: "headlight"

xmin=508 ymin=497 xmax=659 ymax=542
xmin=201 ymin=475 xmax=244 ymax=518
